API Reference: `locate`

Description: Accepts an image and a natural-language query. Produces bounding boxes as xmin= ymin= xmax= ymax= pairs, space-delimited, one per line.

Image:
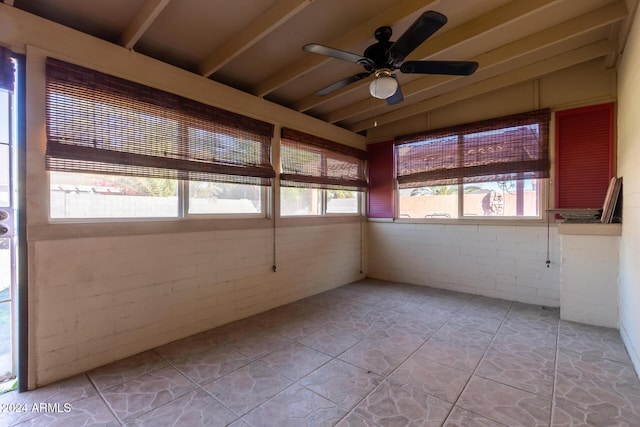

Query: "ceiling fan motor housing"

xmin=363 ymin=28 xmax=395 ymax=70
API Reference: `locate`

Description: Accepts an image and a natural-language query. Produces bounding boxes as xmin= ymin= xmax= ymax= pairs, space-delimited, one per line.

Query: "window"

xmin=188 ymin=181 xmax=263 ymax=214
xmin=50 ymin=172 xmax=179 ymax=219
xmin=395 ymin=110 xmax=550 ymax=219
xmin=45 ymin=58 xmax=275 ymax=219
xmin=280 ymin=187 xmax=321 ymax=216
xmin=280 ymin=128 xmax=366 ymax=216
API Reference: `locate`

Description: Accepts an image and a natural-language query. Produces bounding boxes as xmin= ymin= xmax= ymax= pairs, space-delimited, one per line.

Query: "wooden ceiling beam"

xmin=349 ymin=40 xmax=615 ymax=132
xmin=198 ymin=0 xmax=312 ymax=78
xmin=326 ymin=1 xmax=627 ymax=124
xmin=119 ymin=0 xmax=171 ymax=49
xmin=295 ymin=0 xmax=562 ymax=112
xmin=252 ymin=0 xmax=438 ymax=98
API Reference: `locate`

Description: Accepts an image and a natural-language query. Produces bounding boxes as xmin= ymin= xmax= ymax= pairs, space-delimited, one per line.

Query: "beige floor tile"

xmin=551 ymin=396 xmax=640 ymax=427
xmin=169 ymin=345 xmax=251 ymax=386
xmin=475 ymin=346 xmax=555 ymax=397
xmin=129 ymin=389 xmax=237 ymax=426
xmin=442 ymin=406 xmax=508 ymax=426
xmin=338 ymin=335 xmax=424 ymax=376
xmin=300 ymin=359 xmax=381 ymax=409
xmin=260 ymin=342 xmax=332 ymax=380
xmin=558 ymin=321 xmax=631 ymax=363
xmin=353 ymin=381 xmax=451 ymax=427
xmin=554 ymin=350 xmax=640 ymax=424
xmin=21 ymin=394 xmax=119 ymax=426
xmin=335 ymin=412 xmax=380 ymax=427
xmin=388 ymin=356 xmax=471 ymax=403
xmin=298 ymin=327 xmax=364 ymax=357
xmin=100 ymin=366 xmax=196 ymax=422
xmin=0 ymin=374 xmax=98 ymax=426
xmin=242 ymin=384 xmax=346 ymax=427
xmin=10 ymin=279 xmax=640 ymax=427
xmin=202 ymin=361 xmax=292 ymax=416
xmin=414 ymin=325 xmax=493 ymax=373
xmin=457 ymin=376 xmax=551 ymax=427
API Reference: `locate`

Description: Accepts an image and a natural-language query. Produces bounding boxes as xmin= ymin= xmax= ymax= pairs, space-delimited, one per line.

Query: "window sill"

xmin=278 ymin=216 xmax=361 ymax=228
xmin=29 ymin=217 xmax=273 ymax=241
xmin=374 ymin=217 xmax=552 ymax=227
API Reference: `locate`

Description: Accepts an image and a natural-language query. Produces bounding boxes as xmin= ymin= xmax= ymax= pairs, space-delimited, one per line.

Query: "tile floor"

xmin=2 ymin=279 xmax=640 ymax=426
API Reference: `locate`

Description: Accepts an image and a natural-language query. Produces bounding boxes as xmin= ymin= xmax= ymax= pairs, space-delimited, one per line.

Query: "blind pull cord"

xmin=272 ymin=182 xmax=277 ymax=273
xmin=546 ymin=179 xmax=551 ymax=268
xmin=359 ymin=210 xmax=364 ymax=274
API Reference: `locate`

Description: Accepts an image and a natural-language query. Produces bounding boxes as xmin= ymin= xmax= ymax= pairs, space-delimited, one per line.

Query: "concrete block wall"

xmin=560 ymin=234 xmax=619 ymax=328
xmin=617 ymin=0 xmax=640 ymax=377
xmin=32 ymin=222 xmax=364 ymax=386
xmin=368 ymin=222 xmax=561 ymax=307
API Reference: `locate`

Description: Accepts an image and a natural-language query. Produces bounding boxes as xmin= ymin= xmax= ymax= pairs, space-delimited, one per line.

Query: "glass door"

xmin=0 ymin=71 xmax=16 ymax=383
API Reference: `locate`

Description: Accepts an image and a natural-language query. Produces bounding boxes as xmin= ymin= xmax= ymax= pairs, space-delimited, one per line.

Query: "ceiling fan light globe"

xmin=369 ymin=76 xmax=398 ymax=99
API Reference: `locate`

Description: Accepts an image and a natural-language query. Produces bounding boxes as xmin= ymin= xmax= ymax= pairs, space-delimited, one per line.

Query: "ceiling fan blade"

xmin=386 ymin=75 xmax=404 ymax=105
xmin=400 ymin=60 xmax=479 ymax=75
xmin=315 ymin=72 xmax=372 ymax=96
xmin=387 ymin=11 xmax=447 ymax=64
xmin=303 ymin=44 xmax=375 ymax=68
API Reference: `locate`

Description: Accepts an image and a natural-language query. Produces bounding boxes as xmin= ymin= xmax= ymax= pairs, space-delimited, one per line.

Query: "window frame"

xmin=394 ymin=110 xmax=550 ymax=223
xmin=185 ymin=181 xmax=270 ymax=219
xmin=324 ymin=189 xmax=362 ymax=217
xmin=279 ymin=187 xmax=362 ymax=218
xmin=48 ymin=172 xmax=271 ymax=222
xmin=279 ymin=128 xmax=366 ymax=218
xmin=45 ymin=58 xmax=275 ymax=222
xmin=395 ymin=179 xmax=547 ymax=223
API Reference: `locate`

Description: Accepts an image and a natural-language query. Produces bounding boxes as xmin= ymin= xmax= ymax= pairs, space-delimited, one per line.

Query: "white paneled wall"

xmin=368 ymin=222 xmax=561 ymax=307
xmin=32 ymin=223 xmax=364 ymax=386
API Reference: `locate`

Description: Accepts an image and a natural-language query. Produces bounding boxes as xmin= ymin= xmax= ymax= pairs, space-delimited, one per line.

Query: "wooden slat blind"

xmin=394 ymin=109 xmax=550 ymax=188
xmin=45 ymin=58 xmax=275 ymax=185
xmin=280 ymin=128 xmax=367 ymax=190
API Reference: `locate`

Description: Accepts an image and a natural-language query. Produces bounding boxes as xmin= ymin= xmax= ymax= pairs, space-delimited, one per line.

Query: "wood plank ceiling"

xmin=7 ymin=0 xmax=637 ymax=135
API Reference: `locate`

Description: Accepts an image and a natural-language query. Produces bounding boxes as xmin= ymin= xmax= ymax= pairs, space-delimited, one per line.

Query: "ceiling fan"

xmin=303 ymin=11 xmax=479 ymax=105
